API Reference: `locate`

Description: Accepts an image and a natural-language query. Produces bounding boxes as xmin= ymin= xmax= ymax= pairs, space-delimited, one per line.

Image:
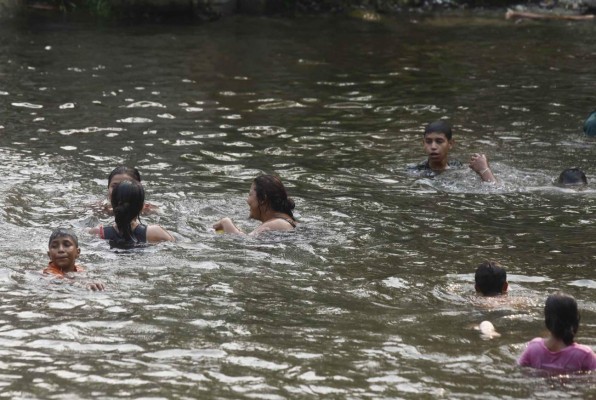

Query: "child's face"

xmin=108 ymin=173 xmax=134 ymax=200
xmin=47 ymin=236 xmax=80 ymax=270
xmin=423 ymin=132 xmax=454 ymax=163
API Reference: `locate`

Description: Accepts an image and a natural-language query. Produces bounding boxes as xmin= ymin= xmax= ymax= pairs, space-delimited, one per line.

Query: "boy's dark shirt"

xmin=409 ymin=159 xmax=464 ymax=177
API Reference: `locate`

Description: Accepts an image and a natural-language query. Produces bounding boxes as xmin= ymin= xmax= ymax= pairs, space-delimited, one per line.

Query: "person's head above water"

xmin=251 ymin=174 xmax=296 ymax=220
xmin=545 ymin=292 xmax=580 ymax=346
xmin=583 ymin=110 xmax=596 ymax=137
xmin=107 ymin=166 xmax=142 ymax=201
xmin=111 ymin=180 xmax=145 ymax=241
xmin=557 ymin=168 xmax=587 ymax=186
xmin=421 ymin=120 xmax=455 ymax=170
xmin=475 ymin=260 xmax=508 ymax=296
xmin=47 ymin=228 xmax=80 ymax=272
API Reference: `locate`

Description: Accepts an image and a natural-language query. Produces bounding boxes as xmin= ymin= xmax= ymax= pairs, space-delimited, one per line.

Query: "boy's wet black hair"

xmin=424 ymin=120 xmax=453 ymax=140
xmin=557 ymin=168 xmax=587 ymax=186
xmin=48 ymin=228 xmax=79 ymax=247
xmin=474 ymin=261 xmax=507 ymax=296
xmin=545 ymin=293 xmax=580 ymax=346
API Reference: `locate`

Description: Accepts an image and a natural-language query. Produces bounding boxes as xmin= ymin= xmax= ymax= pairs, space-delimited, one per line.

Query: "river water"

xmin=0 ymin=12 xmax=595 ymax=398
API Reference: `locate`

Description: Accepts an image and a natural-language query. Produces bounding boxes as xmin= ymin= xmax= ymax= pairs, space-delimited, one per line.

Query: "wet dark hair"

xmin=474 ymin=261 xmax=507 ymax=296
xmin=557 ymin=168 xmax=587 ymax=186
xmin=545 ymin=293 xmax=580 ymax=346
xmin=111 ymin=180 xmax=145 ymax=242
xmin=253 ymin=175 xmax=295 ymax=220
xmin=48 ymin=228 xmax=79 ymax=247
xmin=424 ymin=120 xmax=453 ymax=140
xmin=107 ymin=166 xmax=142 ymax=187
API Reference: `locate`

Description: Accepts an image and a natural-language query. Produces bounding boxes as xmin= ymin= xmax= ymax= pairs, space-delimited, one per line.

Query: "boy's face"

xmin=423 ymin=132 xmax=454 ymax=163
xmin=47 ymin=236 xmax=80 ymax=270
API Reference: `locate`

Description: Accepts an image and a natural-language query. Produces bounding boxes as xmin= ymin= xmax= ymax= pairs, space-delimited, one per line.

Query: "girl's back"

xmin=91 ymin=180 xmax=174 ymax=245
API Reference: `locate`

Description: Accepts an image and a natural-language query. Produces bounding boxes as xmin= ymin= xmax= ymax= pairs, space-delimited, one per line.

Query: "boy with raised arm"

xmin=411 ymin=120 xmax=496 ymax=182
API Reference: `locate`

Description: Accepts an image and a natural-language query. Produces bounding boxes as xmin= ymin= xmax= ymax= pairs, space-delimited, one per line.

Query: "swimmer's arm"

xmin=469 ymin=153 xmax=497 ymax=183
xmin=213 ymin=217 xmax=245 ymax=235
xmin=147 ymin=225 xmax=176 ymax=242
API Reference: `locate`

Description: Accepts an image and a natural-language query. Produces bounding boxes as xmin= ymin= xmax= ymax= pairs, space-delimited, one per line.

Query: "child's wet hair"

xmin=111 ymin=180 xmax=145 ymax=242
xmin=557 ymin=168 xmax=587 ymax=186
xmin=474 ymin=261 xmax=507 ymax=296
xmin=424 ymin=120 xmax=453 ymax=140
xmin=107 ymin=166 xmax=142 ymax=187
xmin=545 ymin=293 xmax=580 ymax=346
xmin=48 ymin=228 xmax=79 ymax=247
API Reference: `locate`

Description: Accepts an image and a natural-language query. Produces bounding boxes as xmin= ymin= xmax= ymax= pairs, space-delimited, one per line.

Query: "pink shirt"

xmin=518 ymin=337 xmax=596 ymax=371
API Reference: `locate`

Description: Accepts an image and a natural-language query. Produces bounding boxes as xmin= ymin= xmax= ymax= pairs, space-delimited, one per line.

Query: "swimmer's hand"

xmin=478 ymin=320 xmax=501 ymax=340
xmin=86 ymin=282 xmax=106 ymax=291
xmin=469 ymin=153 xmax=496 ymax=183
xmin=213 ymin=218 xmax=244 ymax=235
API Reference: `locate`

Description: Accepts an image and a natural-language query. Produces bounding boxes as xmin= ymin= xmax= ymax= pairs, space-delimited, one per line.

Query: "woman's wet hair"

xmin=111 ymin=180 xmax=145 ymax=242
xmin=544 ymin=293 xmax=580 ymax=346
xmin=557 ymin=168 xmax=587 ymax=186
xmin=107 ymin=166 xmax=142 ymax=187
xmin=253 ymin=175 xmax=295 ymax=220
xmin=48 ymin=228 xmax=78 ymax=247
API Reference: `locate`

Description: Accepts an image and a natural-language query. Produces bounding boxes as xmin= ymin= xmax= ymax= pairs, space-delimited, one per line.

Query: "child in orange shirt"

xmin=43 ymin=228 xmax=105 ymax=291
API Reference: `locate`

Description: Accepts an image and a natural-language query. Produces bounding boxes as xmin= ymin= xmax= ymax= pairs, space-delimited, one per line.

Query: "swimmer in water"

xmin=103 ymin=166 xmax=158 ymax=214
xmin=90 ymin=180 xmax=174 ymax=247
xmin=213 ymin=174 xmax=297 ymax=236
xmin=43 ymin=228 xmax=105 ymax=291
xmin=475 ymin=261 xmax=508 ymax=296
xmin=556 ymin=168 xmax=587 ymax=186
xmin=518 ymin=293 xmax=596 ymax=371
xmin=410 ymin=120 xmax=496 ymax=182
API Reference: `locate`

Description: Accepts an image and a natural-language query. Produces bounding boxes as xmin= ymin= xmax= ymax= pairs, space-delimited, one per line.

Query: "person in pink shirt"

xmin=518 ymin=293 xmax=596 ymax=371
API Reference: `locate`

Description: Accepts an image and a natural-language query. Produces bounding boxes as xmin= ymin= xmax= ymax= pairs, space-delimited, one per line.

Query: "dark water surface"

xmin=0 ymin=12 xmax=595 ymax=398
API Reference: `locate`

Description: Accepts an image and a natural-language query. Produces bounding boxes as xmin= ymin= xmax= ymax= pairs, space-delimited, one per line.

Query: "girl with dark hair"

xmin=213 ymin=174 xmax=297 ymax=236
xmin=518 ymin=293 xmax=596 ymax=371
xmin=90 ymin=180 xmax=174 ymax=246
xmin=102 ymin=166 xmax=158 ymax=214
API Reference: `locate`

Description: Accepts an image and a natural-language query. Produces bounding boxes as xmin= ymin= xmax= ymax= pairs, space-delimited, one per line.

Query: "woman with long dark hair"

xmin=213 ymin=174 xmax=297 ymax=236
xmin=102 ymin=166 xmax=158 ymax=214
xmin=90 ymin=180 xmax=174 ymax=246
